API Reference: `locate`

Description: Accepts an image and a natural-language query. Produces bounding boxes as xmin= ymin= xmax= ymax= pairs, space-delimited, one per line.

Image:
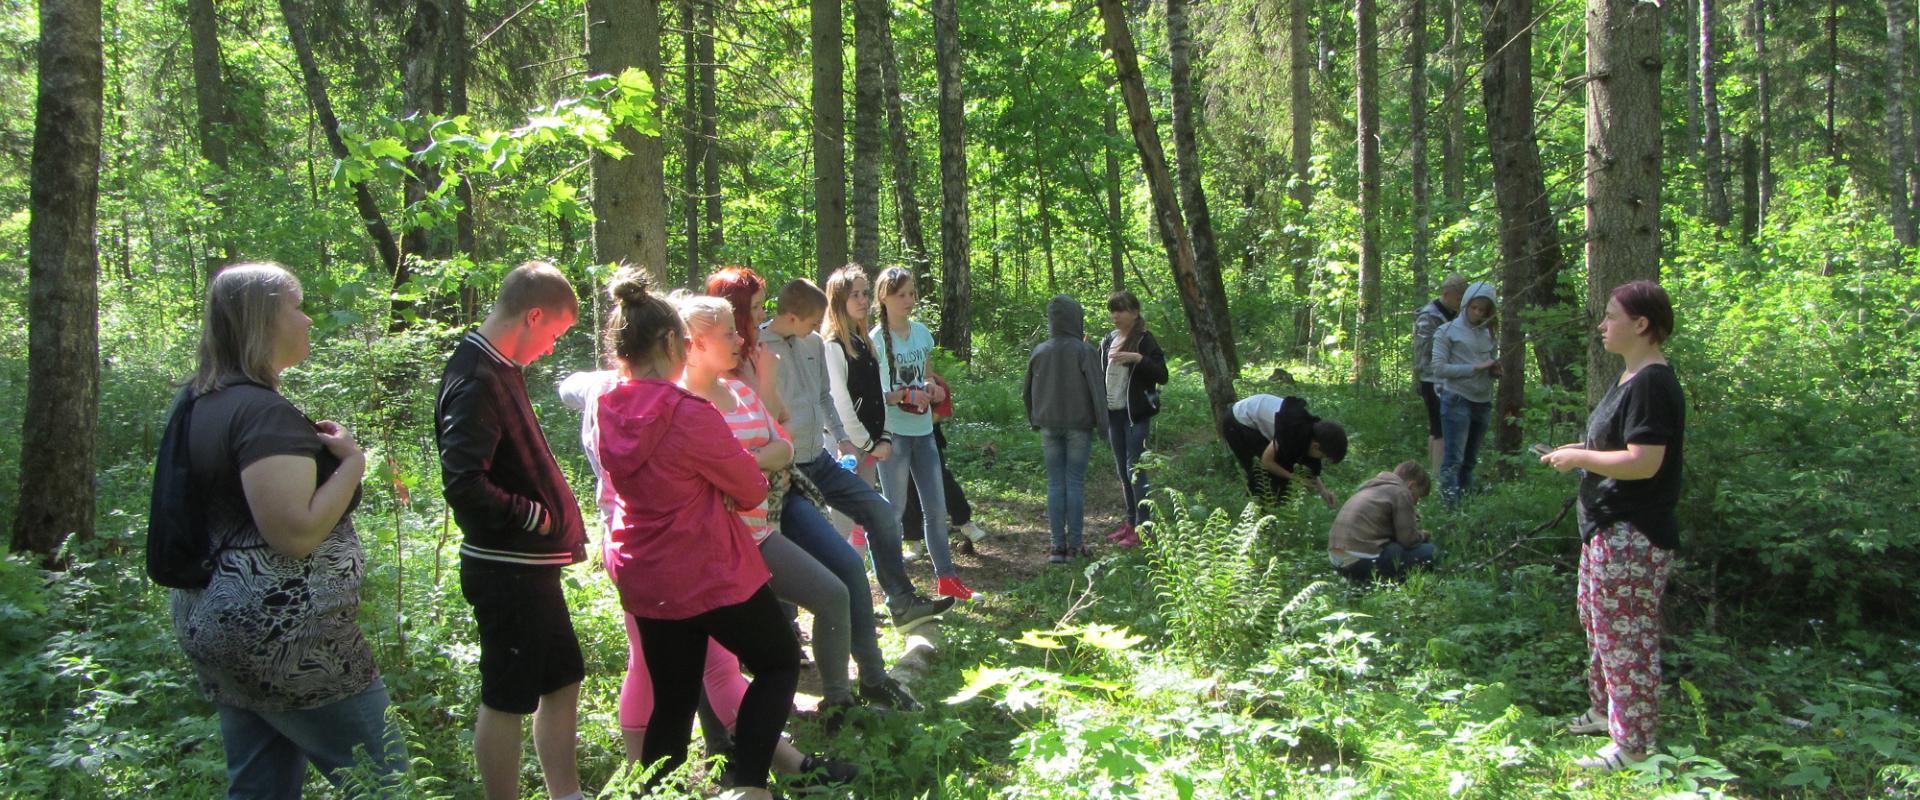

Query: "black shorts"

xmin=1419 ymin=381 xmax=1444 ymax=438
xmin=461 ymin=558 xmax=585 ymax=714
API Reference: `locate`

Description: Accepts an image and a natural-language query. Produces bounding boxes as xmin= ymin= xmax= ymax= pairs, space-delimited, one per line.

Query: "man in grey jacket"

xmin=1024 ymin=295 xmax=1107 ymax=563
xmin=1413 ymin=275 xmax=1466 ymax=474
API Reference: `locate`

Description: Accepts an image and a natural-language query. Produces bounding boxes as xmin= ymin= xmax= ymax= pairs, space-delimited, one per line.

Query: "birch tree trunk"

xmin=879 ymin=15 xmax=930 ymax=280
xmin=1886 ymin=0 xmax=1916 ymax=246
xmin=1288 ymin=0 xmax=1316 ymax=357
xmin=1167 ymin=0 xmax=1238 ymax=370
xmin=1408 ymin=0 xmax=1431 ymax=298
xmin=1700 ymin=0 xmax=1729 ymax=228
xmin=1354 ymin=0 xmax=1383 ymax=383
xmin=933 ymin=0 xmax=971 ymax=359
xmin=813 ymin=0 xmax=848 ymax=281
xmin=852 ymin=0 xmax=884 ymax=267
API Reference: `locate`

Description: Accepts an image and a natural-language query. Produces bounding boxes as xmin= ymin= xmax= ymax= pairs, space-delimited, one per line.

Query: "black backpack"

xmin=146 ymin=383 xmax=255 ymax=588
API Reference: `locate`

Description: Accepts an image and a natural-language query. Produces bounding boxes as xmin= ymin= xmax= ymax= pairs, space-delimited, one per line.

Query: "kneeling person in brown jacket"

xmin=1328 ymin=461 xmax=1435 ymax=584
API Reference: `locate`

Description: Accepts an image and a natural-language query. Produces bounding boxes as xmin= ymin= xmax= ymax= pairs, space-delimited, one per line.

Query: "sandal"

xmin=1567 ymin=707 xmax=1608 ymax=736
xmin=1574 ymin=743 xmax=1647 ymax=772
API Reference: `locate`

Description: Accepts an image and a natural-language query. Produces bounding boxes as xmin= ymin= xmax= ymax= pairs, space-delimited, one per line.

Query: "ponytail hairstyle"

xmin=873 ymin=266 xmax=916 ymax=386
xmin=191 ymin=262 xmax=304 ymax=394
xmin=704 ymin=266 xmax=764 ymax=368
xmin=822 ymin=263 xmax=874 ymax=353
xmin=604 ymin=266 xmax=684 ymax=374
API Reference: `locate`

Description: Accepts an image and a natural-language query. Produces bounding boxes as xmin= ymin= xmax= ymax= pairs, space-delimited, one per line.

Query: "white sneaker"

xmin=901 ymin=542 xmax=921 ymax=562
xmin=959 ymin=521 xmax=988 ymax=543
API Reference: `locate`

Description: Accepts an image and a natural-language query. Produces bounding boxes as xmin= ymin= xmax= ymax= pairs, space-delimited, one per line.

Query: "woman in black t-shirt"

xmin=1541 ymin=280 xmax=1685 ymax=772
xmin=167 ymin=262 xmax=403 ymax=795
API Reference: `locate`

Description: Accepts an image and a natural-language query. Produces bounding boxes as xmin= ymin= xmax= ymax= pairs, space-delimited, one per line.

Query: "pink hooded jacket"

xmin=595 ymin=377 xmax=771 ymax=620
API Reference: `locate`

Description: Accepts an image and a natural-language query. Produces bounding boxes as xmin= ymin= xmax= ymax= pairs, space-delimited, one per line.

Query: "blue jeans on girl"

xmin=877 ymin=432 xmax=957 ymax=578
xmin=1439 ymin=389 xmax=1492 ymax=506
xmin=1042 ymin=428 xmax=1093 ymax=550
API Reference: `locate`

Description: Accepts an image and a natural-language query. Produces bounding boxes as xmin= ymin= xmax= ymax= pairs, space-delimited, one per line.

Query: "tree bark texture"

xmin=1825 ymin=0 xmax=1840 ymax=198
xmin=1105 ymin=91 xmax=1125 ymax=291
xmin=1584 ymin=0 xmax=1664 ymax=406
xmin=448 ymin=0 xmax=475 ymax=260
xmin=813 ymin=0 xmax=848 ymax=282
xmin=1482 ymin=0 xmax=1581 ymax=454
xmin=852 ymin=0 xmax=885 ymax=268
xmin=402 ymin=0 xmax=448 ymax=269
xmin=1166 ymin=0 xmax=1237 ymax=371
xmin=1886 ymin=0 xmax=1916 ymax=246
xmin=1288 ymin=0 xmax=1316 ymax=356
xmin=1408 ymin=0 xmax=1431 ymax=298
xmin=1443 ymin=0 xmax=1466 ymax=215
xmin=586 ymin=0 xmax=668 ymax=283
xmin=1699 ymin=0 xmax=1729 ymax=228
xmin=933 ymin=0 xmax=971 ymax=359
xmin=681 ymin=0 xmax=702 ymax=284
xmin=280 ymin=0 xmax=403 ymax=282
xmin=15 ymin=0 xmax=103 ymax=564
xmin=1750 ymin=0 xmax=1773 ymax=228
xmin=1097 ymin=0 xmax=1237 ymax=429
xmin=1354 ymin=0 xmax=1382 ymax=383
xmin=879 ymin=16 xmax=930 ymax=282
xmin=698 ymin=0 xmax=721 ymax=265
xmin=186 ymin=0 xmax=234 ymax=267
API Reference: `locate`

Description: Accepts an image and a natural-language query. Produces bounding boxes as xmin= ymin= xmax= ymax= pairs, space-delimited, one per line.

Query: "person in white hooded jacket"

xmin=1430 ymin=281 xmax=1499 ymax=506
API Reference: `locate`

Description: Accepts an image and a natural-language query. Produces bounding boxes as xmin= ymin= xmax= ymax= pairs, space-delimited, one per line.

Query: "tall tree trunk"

xmin=1288 ymin=0 xmax=1316 ymax=357
xmin=933 ymin=0 xmax=970 ymax=359
xmin=1038 ymin=150 xmax=1055 ymax=290
xmin=851 ymin=0 xmax=884 ymax=267
xmin=186 ymin=0 xmax=233 ymax=268
xmin=1482 ymin=0 xmax=1581 ymax=455
xmin=280 ymin=0 xmax=402 ymax=281
xmin=1408 ymin=0 xmax=1431 ymax=298
xmin=1097 ymin=0 xmax=1237 ymax=428
xmin=14 ymin=0 xmax=102 ymax=565
xmin=1826 ymin=0 xmax=1841 ymax=199
xmin=813 ymin=0 xmax=847 ymax=282
xmin=586 ymin=0 xmax=667 ymax=283
xmin=1354 ymin=0 xmax=1382 ymax=383
xmin=401 ymin=0 xmax=448 ymax=310
xmin=1166 ymin=0 xmax=1237 ymax=370
xmin=681 ymin=0 xmax=702 ymax=284
xmin=1105 ymin=90 xmax=1125 ymax=291
xmin=1442 ymin=0 xmax=1465 ymax=216
xmin=698 ymin=0 xmax=720 ymax=264
xmin=879 ymin=15 xmax=929 ymax=280
xmin=1887 ymin=0 xmax=1916 ymax=246
xmin=1584 ymin=0 xmax=1664 ymax=406
xmin=1740 ymin=132 xmax=1758 ymax=242
xmin=448 ymin=0 xmax=475 ymax=260
xmin=1751 ymin=0 xmax=1773 ymax=227
xmin=1681 ymin=0 xmax=1700 ymax=180
xmin=1700 ymin=0 xmax=1729 ymax=227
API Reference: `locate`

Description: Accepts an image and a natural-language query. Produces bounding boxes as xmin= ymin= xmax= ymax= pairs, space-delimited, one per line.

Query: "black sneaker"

xmin=857 ymin=676 xmax=923 ymax=712
xmin=889 ymin=594 xmax=955 ymax=630
xmin=789 ymin=754 xmax=860 ymax=788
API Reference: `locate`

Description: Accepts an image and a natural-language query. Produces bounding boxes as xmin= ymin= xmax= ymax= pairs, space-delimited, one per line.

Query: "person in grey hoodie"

xmin=1024 ymin=295 xmax=1107 ymax=563
xmin=1430 ymin=281 xmax=1500 ymax=506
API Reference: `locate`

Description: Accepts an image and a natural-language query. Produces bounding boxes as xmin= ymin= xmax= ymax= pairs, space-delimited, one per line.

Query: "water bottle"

xmin=838 ymin=453 xmax=859 ymax=472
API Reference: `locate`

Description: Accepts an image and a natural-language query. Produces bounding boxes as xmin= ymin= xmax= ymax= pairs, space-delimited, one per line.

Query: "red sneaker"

xmin=1113 ymin=528 xmax=1142 ymax=548
xmin=1106 ymin=524 xmax=1134 ymax=543
xmin=935 ymin=576 xmax=976 ymax=600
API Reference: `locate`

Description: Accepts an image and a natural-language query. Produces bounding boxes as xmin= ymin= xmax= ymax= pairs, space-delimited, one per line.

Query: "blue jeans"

xmin=877 ymin=432 xmax=956 ymax=578
xmin=797 ymin=451 xmax=915 ymax=608
xmin=1041 ymin=428 xmax=1093 ymax=550
xmin=778 ymin=493 xmax=888 ymax=688
xmin=217 ymin=678 xmax=406 ymax=799
xmin=1337 ymin=542 xmax=1438 ymax=583
xmin=1105 ymin=410 xmax=1152 ymax=527
xmin=1439 ymin=390 xmax=1492 ymax=506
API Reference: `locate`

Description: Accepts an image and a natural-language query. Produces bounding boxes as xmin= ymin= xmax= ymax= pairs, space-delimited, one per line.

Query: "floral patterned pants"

xmin=1577 ymin=521 xmax=1673 ymax=754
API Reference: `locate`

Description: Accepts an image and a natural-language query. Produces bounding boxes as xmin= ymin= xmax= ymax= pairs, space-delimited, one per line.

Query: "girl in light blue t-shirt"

xmin=871 ymin=267 xmax=975 ymax=600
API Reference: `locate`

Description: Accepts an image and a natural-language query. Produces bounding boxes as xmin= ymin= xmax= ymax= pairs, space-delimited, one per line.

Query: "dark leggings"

xmin=637 ymin=584 xmax=798 ymax=790
xmin=1221 ymin=417 xmax=1290 ymax=503
xmin=902 ymin=423 xmax=972 ymax=538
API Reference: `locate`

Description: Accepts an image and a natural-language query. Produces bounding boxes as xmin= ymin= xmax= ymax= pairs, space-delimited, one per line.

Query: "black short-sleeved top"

xmin=1577 ymin=363 xmax=1686 ymax=549
xmin=169 ymin=382 xmax=375 ymax=712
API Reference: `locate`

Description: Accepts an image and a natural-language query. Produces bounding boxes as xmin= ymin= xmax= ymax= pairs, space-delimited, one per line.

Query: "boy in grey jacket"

xmin=1024 ymin=295 xmax=1106 ymax=562
xmin=1430 ymin=281 xmax=1499 ymax=506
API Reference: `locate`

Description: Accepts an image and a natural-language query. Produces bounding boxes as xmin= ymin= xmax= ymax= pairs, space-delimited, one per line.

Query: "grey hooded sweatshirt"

xmin=1024 ymin=295 xmax=1106 ymax=431
xmin=1429 ymin=281 xmax=1498 ymax=403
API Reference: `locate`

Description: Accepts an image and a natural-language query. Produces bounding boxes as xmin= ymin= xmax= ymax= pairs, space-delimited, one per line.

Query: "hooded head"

xmin=1462 ymin=282 xmax=1497 ymax=327
xmin=1048 ymin=295 xmax=1086 ymax=340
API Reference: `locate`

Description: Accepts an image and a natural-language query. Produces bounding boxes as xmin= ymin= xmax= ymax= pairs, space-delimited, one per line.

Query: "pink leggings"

xmin=619 ymin=612 xmax=749 ymax=734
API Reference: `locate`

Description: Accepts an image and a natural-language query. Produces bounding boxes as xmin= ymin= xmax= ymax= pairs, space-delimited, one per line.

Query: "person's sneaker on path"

xmin=1112 ymin=527 xmax=1142 ymax=548
xmin=857 ymin=676 xmax=922 ymax=711
xmin=1106 ymin=523 xmax=1134 ymax=542
xmin=888 ymin=594 xmax=954 ymax=630
xmin=958 ymin=520 xmax=989 ymax=543
xmin=935 ymin=575 xmax=976 ymax=600
xmin=788 ymin=754 xmax=859 ymax=789
xmin=1048 ymin=548 xmax=1070 ymax=565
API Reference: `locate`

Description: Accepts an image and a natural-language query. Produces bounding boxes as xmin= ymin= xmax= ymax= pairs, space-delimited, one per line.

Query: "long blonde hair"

xmin=191 ymin=262 xmax=302 ymax=394
xmin=822 ymin=264 xmax=873 ymax=352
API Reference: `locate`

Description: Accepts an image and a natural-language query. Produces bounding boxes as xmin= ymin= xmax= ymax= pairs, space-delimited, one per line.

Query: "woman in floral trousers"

xmin=1542 ymin=280 xmax=1686 ymax=771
